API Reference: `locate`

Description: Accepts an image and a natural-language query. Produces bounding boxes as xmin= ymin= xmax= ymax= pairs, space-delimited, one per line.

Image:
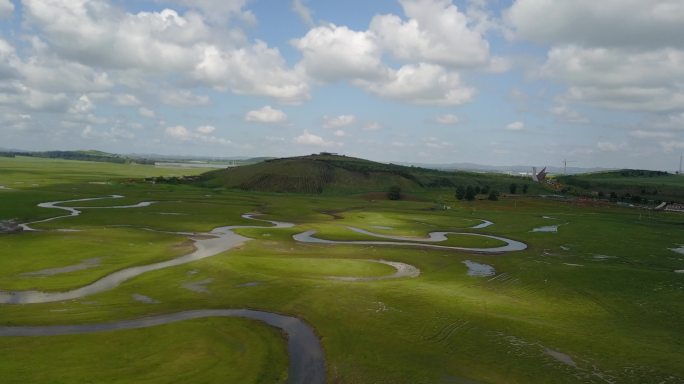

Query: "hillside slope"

xmin=557 ymin=169 xmax=684 ymax=202
xmin=195 ymin=154 xmax=536 ymax=194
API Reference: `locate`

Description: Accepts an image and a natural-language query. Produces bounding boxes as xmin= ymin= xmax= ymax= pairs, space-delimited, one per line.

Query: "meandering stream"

xmin=295 ymin=229 xmax=527 ymax=253
xmin=1 ymin=213 xmax=292 ymax=304
xmin=1 ymin=195 xmax=529 ymax=383
xmin=3 ymin=196 xmax=527 ymax=303
xmin=0 ymin=309 xmax=325 ymax=384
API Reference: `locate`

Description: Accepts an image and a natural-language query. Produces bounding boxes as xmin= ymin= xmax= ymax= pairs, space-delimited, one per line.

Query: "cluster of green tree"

xmin=507 ymin=183 xmax=529 ymax=194
xmin=618 ymin=169 xmax=669 ymax=177
xmin=454 ymin=185 xmax=500 ymax=201
xmin=425 ymin=177 xmax=455 ymax=187
xmin=599 ymin=191 xmax=660 ymax=204
xmin=146 ymin=176 xmax=198 ymax=184
xmin=387 ymin=186 xmax=402 ymax=200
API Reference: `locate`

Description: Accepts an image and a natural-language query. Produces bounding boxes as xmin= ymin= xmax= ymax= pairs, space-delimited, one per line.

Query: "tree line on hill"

xmin=455 ymin=182 xmax=529 ymax=201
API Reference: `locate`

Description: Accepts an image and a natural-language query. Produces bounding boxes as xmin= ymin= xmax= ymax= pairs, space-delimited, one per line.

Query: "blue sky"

xmin=1 ymin=0 xmax=683 ymax=170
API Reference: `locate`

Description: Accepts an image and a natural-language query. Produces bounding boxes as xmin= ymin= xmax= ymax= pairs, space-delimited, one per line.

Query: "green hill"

xmin=195 ymin=154 xmax=536 ymax=195
xmin=557 ymin=169 xmax=684 ymax=202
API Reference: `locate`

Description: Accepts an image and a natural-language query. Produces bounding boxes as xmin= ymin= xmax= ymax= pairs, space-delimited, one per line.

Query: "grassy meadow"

xmin=1 ymin=157 xmax=683 ymax=383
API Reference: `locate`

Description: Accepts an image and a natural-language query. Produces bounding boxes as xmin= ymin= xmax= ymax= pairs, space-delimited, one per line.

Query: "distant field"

xmin=558 ymin=170 xmax=684 ymax=202
xmin=0 ymin=156 xmax=206 ymax=189
xmin=1 ymin=157 xmax=683 ymax=383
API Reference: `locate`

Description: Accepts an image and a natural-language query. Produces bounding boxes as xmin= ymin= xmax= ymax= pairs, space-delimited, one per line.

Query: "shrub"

xmin=388 ymin=186 xmax=402 ymax=200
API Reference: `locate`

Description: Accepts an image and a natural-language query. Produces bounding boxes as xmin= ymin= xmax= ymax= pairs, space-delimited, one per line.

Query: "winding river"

xmin=2 ymin=196 xmax=527 ymax=303
xmin=1 ymin=195 xmax=528 ymax=383
xmin=295 ymin=228 xmax=527 ymax=253
xmin=0 ymin=309 xmax=325 ymax=384
xmin=1 ymin=213 xmax=292 ymax=304
xmin=19 ymin=195 xmax=155 ymax=231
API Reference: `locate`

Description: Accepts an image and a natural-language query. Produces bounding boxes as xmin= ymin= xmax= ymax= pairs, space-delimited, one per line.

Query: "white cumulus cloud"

xmin=505 ymin=121 xmax=525 ymax=131
xmin=165 ymin=125 xmax=192 ymax=140
xmin=360 ymin=63 xmax=475 ymax=106
xmin=506 ymin=1 xmax=684 ymax=114
xmin=196 ymin=125 xmax=215 ymax=134
xmin=293 ymin=24 xmax=385 ymax=82
xmin=370 ymin=0 xmax=490 ymax=68
xmin=364 ymin=122 xmax=382 ymax=131
xmin=435 ymin=114 xmax=460 ymax=124
xmin=138 ymin=107 xmax=156 ymax=118
xmin=292 ymin=0 xmax=314 ymax=26
xmin=245 ymin=105 xmax=287 ymax=123
xmin=323 ymin=114 xmax=356 ymax=129
xmin=0 ymin=0 xmax=14 ymax=18
xmin=294 ymin=130 xmax=332 ymax=146
xmin=506 ymin=0 xmax=684 ymax=49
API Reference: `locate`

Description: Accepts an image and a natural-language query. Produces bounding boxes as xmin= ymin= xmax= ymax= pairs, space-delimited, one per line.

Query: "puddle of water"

xmin=563 ymin=263 xmax=584 ymax=267
xmin=182 ymin=278 xmax=213 ymax=293
xmin=670 ymin=246 xmax=684 ymax=255
xmin=0 ymin=220 xmax=22 ymax=234
xmin=132 ymin=293 xmax=159 ymax=304
xmin=237 ymin=281 xmax=262 ymax=287
xmin=371 ymin=225 xmax=393 ymax=230
xmin=593 ymin=255 xmax=617 ymax=260
xmin=544 ymin=348 xmax=577 ymax=367
xmin=560 ymin=245 xmax=570 ymax=251
xmin=22 ymin=258 xmax=101 ymax=277
xmin=0 ymin=185 xmax=11 ymax=190
xmin=462 ymin=260 xmax=495 ymax=277
xmin=532 ymin=225 xmax=559 ymax=233
xmin=675 ymin=270 xmax=684 ymax=274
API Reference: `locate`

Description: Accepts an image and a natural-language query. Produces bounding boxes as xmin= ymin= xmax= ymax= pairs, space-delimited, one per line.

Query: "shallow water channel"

xmin=1 ymin=195 xmax=530 ymax=383
xmin=0 ymin=309 xmax=325 ymax=384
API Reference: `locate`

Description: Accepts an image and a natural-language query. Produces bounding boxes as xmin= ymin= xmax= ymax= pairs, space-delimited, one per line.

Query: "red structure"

xmin=532 ymin=167 xmax=547 ymax=182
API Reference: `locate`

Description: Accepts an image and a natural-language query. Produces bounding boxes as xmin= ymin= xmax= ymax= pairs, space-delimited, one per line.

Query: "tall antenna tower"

xmin=562 ymin=159 xmax=576 ymax=174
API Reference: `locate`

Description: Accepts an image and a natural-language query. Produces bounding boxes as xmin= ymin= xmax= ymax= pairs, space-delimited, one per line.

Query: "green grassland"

xmin=558 ymin=169 xmax=684 ymax=202
xmin=1 ymin=157 xmax=683 ymax=383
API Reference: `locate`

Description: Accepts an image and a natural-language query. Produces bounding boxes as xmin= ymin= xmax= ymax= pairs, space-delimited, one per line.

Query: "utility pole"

xmin=679 ymin=153 xmax=682 ymax=175
xmin=562 ymin=159 xmax=575 ymax=174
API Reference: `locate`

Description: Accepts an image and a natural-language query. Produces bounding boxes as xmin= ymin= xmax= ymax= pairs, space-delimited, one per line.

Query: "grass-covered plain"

xmin=1 ymin=157 xmax=683 ymax=383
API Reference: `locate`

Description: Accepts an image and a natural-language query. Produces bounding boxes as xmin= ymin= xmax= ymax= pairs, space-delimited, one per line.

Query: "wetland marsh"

xmin=1 ymin=157 xmax=683 ymax=383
